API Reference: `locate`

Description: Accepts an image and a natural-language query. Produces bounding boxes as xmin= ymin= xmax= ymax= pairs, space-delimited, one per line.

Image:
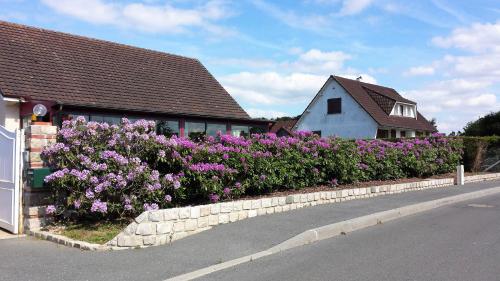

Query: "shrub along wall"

xmin=41 ymin=117 xmax=463 ymax=220
xmin=462 ymin=136 xmax=500 ymax=172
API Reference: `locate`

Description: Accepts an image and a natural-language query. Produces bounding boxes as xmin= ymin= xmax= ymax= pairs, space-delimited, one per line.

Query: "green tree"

xmin=462 ymin=111 xmax=500 ymax=136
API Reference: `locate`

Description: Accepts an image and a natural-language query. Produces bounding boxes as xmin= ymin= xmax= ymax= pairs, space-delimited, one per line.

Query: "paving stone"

xmin=117 ymin=235 xmax=141 ymax=247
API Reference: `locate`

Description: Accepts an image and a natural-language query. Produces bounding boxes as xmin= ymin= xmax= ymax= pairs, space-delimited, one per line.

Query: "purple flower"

xmin=74 ymin=200 xmax=81 ymax=209
xmin=144 ymin=203 xmax=159 ymax=211
xmin=164 ymin=195 xmax=172 ymax=202
xmin=45 ymin=205 xmax=56 ymax=215
xmin=85 ymin=189 xmax=95 ymax=199
xmin=91 ymin=200 xmax=108 ymax=213
xmin=235 ymin=182 xmax=242 ymax=189
xmin=209 ymin=193 xmax=220 ymax=203
xmin=260 ymin=174 xmax=267 ymax=181
xmin=222 ymin=153 xmax=229 ymax=160
xmin=223 ymin=187 xmax=231 ymax=195
xmin=173 ymin=180 xmax=181 ymax=189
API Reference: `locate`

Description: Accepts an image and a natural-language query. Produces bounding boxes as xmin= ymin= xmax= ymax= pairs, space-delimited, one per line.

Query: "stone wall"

xmin=23 ymin=123 xmax=58 ymax=231
xmin=108 ymin=177 xmax=463 ymax=249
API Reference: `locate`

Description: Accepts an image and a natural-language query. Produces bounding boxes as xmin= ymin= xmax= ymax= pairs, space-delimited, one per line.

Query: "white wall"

xmin=295 ymin=79 xmax=378 ymax=139
xmin=0 ymin=97 xmax=20 ymax=131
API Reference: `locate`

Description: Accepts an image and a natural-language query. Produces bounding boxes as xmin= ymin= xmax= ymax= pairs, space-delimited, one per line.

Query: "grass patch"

xmin=59 ymin=221 xmax=128 ymax=244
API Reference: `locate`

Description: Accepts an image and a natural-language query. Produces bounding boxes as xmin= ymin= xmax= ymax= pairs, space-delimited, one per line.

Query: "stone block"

xmin=210 ymin=204 xmax=220 ymax=214
xmin=135 ymin=212 xmax=149 ymax=223
xmin=257 ymin=208 xmax=266 ymax=216
xmin=271 ymin=198 xmax=279 ymax=207
xmin=208 ymin=215 xmax=219 ymax=226
xmin=198 ymin=216 xmax=209 ymax=228
xmin=314 ymin=193 xmax=320 ymax=201
xmin=163 ymin=209 xmax=179 ymax=221
xmin=220 ymin=202 xmax=233 ymax=213
xmin=307 ymin=193 xmax=314 ymax=202
xmin=136 ymin=223 xmax=155 ymax=235
xmin=179 ymin=208 xmax=190 ymax=219
xmin=233 ymin=201 xmax=243 ymax=211
xmin=282 ymin=205 xmax=290 ymax=212
xmin=251 ymin=200 xmax=261 ymax=209
xmin=229 ymin=212 xmax=239 ymax=222
xmin=238 ymin=210 xmax=248 ymax=220
xmin=266 ymin=208 xmax=274 ymax=215
xmin=149 ymin=211 xmax=163 ymax=222
xmin=158 ymin=234 xmax=170 ymax=245
xmin=123 ymin=223 xmax=138 ymax=235
xmin=157 ymin=222 xmax=173 ymax=234
xmin=219 ymin=214 xmax=229 ymax=224
xmin=143 ymin=236 xmax=157 ymax=246
xmin=248 ymin=210 xmax=257 ymax=218
xmin=190 ymin=206 xmax=200 ymax=218
xmin=300 ymin=194 xmax=307 ymax=203
xmin=185 ymin=219 xmax=198 ymax=231
xmin=173 ymin=221 xmax=185 ymax=232
xmin=261 ymin=198 xmax=271 ymax=208
xmin=285 ymin=195 xmax=294 ymax=204
xmin=117 ymin=235 xmax=141 ymax=247
xmin=275 ymin=206 xmax=283 ymax=213
xmin=242 ymin=200 xmax=252 ymax=210
xmin=200 ymin=206 xmax=210 ymax=217
xmin=278 ymin=197 xmax=286 ymax=206
xmin=172 ymin=232 xmax=187 ymax=241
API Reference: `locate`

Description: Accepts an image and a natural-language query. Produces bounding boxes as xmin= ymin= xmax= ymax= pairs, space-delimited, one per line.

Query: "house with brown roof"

xmin=0 ymin=21 xmax=268 ymax=137
xmin=269 ymin=119 xmax=299 ymax=137
xmin=294 ymin=76 xmax=436 ymax=139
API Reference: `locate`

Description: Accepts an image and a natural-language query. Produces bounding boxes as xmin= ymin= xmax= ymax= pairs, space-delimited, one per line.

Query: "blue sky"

xmin=2 ymin=0 xmax=500 ymax=133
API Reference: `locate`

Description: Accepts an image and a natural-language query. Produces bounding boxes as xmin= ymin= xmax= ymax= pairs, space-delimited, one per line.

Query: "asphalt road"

xmin=1 ymin=179 xmax=499 ymax=281
xmin=204 ymin=192 xmax=500 ymax=281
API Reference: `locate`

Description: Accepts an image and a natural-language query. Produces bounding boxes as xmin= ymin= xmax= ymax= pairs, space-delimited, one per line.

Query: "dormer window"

xmin=391 ymin=103 xmax=416 ymax=118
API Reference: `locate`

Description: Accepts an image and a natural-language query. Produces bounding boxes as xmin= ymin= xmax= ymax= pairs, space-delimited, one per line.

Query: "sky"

xmin=1 ymin=0 xmax=500 ymax=133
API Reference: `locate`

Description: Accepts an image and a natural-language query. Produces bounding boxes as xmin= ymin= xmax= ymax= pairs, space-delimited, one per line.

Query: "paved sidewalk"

xmin=1 ymin=179 xmax=500 ymax=281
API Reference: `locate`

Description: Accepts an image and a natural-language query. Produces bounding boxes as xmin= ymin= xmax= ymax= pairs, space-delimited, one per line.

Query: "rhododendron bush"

xmin=41 ymin=117 xmax=462 ymax=219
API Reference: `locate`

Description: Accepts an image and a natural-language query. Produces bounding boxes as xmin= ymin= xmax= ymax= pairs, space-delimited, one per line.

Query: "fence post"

xmin=456 ymin=165 xmax=464 ymax=186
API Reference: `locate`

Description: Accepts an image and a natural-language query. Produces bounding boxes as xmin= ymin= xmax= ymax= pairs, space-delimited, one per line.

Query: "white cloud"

xmin=41 ymin=0 xmax=231 ymax=34
xmin=218 ymin=48 xmax=375 ymax=105
xmin=404 ymin=20 xmax=500 ymax=133
xmin=404 ymin=66 xmax=435 ymax=76
xmin=246 ymin=108 xmax=288 ymax=119
xmin=339 ymin=0 xmax=374 ymax=16
xmin=431 ymin=21 xmax=500 ymax=53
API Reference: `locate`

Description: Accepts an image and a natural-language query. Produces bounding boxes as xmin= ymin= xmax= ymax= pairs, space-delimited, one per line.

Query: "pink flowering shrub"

xmin=42 ymin=117 xmax=462 ymax=220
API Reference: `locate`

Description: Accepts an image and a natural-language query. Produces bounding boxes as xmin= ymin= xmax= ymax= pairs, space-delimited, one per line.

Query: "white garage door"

xmin=0 ymin=126 xmax=21 ymax=234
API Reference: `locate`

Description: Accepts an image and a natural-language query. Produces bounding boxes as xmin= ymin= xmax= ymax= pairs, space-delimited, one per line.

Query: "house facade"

xmin=0 ymin=21 xmax=269 ymax=137
xmin=294 ymin=76 xmax=436 ymax=139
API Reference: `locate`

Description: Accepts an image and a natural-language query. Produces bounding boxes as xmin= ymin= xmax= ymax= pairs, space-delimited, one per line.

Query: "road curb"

xmin=166 ymin=185 xmax=500 ymax=281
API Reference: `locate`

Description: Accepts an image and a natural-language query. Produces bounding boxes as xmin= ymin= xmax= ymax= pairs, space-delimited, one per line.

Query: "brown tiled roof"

xmin=363 ymin=87 xmax=395 ymax=114
xmin=0 ymin=21 xmax=250 ymax=120
xmin=333 ymin=76 xmax=436 ymax=131
xmin=270 ymin=119 xmax=297 ymax=134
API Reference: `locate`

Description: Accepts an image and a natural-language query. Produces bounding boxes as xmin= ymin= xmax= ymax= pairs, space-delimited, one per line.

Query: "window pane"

xmin=206 ymin=123 xmax=226 ymax=136
xmin=156 ymin=120 xmax=180 ymax=137
xmin=231 ymin=125 xmax=249 ymax=137
xmin=103 ymin=116 xmax=121 ymax=125
xmin=186 ymin=121 xmax=206 ymax=139
xmin=90 ymin=115 xmax=103 ymax=122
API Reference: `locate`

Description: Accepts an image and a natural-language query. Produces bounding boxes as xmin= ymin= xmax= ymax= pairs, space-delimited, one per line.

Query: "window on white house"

xmin=392 ymin=103 xmax=416 ymax=118
xmin=327 ymin=98 xmax=341 ymax=114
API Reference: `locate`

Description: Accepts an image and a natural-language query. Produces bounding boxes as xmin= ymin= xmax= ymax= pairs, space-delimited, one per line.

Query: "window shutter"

xmin=327 ymin=98 xmax=341 ymax=114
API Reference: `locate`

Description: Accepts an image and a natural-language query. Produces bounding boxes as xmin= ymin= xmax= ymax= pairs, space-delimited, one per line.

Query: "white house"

xmin=294 ymin=76 xmax=436 ymax=139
